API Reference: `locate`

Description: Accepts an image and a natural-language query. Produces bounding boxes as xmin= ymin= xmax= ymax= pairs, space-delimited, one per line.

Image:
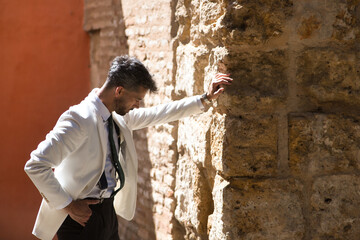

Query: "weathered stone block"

xmin=210 ymin=112 xmax=226 ymax=174
xmin=297 ymin=15 xmax=321 ymax=40
xmin=175 ymin=43 xmax=210 ymax=98
xmin=209 ymin=176 xmax=304 ymax=239
xmin=217 ymin=49 xmax=289 ymax=116
xmin=175 ymin=0 xmax=192 ymax=43
xmin=289 ymin=113 xmax=360 ymax=177
xmin=208 ymin=175 xmax=230 ymax=240
xmin=177 ymin=111 xmax=213 ymax=166
xmin=224 ymin=147 xmax=277 ymax=177
xmin=329 ymin=0 xmax=360 ymax=42
xmin=198 ymin=0 xmax=223 ymax=37
xmin=293 ymin=0 xmax=360 ymax=42
xmin=296 ymin=46 xmax=360 ymax=111
xmin=221 ymin=115 xmax=278 ymax=177
xmin=175 ymin=155 xmax=213 ymax=240
xmin=225 ymin=116 xmax=277 ymax=148
xmin=175 ymin=112 xmax=214 ymax=239
xmin=311 ymin=175 xmax=360 ymax=239
xmin=221 ymin=0 xmax=294 ymax=45
xmin=223 ymin=49 xmax=289 ymax=98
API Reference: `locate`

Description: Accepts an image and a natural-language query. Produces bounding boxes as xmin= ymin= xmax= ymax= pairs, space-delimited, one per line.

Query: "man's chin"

xmin=115 ymin=109 xmax=132 ymax=116
xmin=114 ymin=110 xmax=125 ymax=116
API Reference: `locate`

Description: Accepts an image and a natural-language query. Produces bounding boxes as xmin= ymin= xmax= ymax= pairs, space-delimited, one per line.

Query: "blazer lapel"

xmin=112 ymin=114 xmax=138 ymax=170
xmin=95 ymin=110 xmax=107 ymax=170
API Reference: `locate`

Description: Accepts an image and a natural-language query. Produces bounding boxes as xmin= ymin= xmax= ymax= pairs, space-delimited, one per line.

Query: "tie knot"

xmin=108 ymin=115 xmax=113 ymax=123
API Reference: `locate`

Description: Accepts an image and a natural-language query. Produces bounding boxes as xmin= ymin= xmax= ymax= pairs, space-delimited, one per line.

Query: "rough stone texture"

xmin=296 ymin=46 xmax=360 ymax=113
xmin=218 ymin=49 xmax=289 ymax=116
xmin=328 ymin=0 xmax=360 ymax=42
xmin=311 ymin=175 xmax=360 ymax=239
xmin=289 ymin=114 xmax=360 ymax=177
xmin=221 ymin=0 xmax=294 ymax=46
xmin=175 ymin=112 xmax=214 ymax=240
xmin=292 ymin=0 xmax=360 ymax=43
xmin=221 ymin=115 xmax=278 ymax=177
xmin=83 ymin=0 xmax=360 ymax=239
xmin=218 ymin=178 xmax=305 ymax=240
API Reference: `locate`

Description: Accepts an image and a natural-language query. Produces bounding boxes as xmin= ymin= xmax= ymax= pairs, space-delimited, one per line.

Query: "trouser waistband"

xmin=85 ymin=197 xmax=113 ymax=204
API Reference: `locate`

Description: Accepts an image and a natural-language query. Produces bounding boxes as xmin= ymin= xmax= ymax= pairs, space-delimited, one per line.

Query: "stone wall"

xmin=84 ymin=0 xmax=360 ymax=239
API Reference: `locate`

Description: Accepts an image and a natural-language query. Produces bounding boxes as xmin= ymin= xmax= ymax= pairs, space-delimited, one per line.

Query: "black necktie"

xmin=108 ymin=115 xmax=125 ymax=197
xmin=98 ymin=171 xmax=108 ymax=190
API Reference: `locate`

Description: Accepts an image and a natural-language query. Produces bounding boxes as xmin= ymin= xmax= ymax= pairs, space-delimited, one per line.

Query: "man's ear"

xmin=115 ymin=86 xmax=124 ymax=97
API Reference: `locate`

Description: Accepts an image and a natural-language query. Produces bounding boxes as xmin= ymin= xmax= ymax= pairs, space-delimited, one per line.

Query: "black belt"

xmin=86 ymin=197 xmax=113 ymax=204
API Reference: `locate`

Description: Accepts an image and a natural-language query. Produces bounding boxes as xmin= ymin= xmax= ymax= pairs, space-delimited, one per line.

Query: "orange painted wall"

xmin=0 ymin=0 xmax=90 ymax=239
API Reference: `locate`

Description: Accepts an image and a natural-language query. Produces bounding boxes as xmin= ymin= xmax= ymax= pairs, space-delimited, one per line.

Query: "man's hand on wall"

xmin=206 ymin=73 xmax=232 ymax=101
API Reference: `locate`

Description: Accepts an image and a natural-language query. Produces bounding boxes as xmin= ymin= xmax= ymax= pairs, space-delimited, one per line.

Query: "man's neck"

xmin=97 ymin=86 xmax=114 ymax=113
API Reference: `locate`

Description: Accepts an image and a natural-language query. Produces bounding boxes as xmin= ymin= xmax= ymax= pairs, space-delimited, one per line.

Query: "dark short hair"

xmin=106 ymin=55 xmax=157 ymax=93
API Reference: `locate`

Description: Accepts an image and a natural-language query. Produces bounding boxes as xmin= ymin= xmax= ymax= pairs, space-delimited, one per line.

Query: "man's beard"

xmin=114 ymin=98 xmax=130 ymax=116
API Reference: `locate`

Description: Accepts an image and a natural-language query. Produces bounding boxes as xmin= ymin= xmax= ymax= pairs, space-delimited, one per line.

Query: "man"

xmin=25 ymin=55 xmax=232 ymax=240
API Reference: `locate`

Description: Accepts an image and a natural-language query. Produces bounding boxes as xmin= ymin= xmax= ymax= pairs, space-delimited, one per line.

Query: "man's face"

xmin=114 ymin=86 xmax=148 ymax=115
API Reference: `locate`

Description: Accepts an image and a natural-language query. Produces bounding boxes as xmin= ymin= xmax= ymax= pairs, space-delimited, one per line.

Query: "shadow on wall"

xmin=83 ymin=1 xmax=157 ymax=239
xmin=82 ymin=0 xmax=158 ymax=238
xmin=117 ymin=128 xmax=156 ymax=240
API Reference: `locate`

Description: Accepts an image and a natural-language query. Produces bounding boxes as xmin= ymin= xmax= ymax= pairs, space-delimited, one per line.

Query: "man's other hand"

xmin=64 ymin=199 xmax=100 ymax=226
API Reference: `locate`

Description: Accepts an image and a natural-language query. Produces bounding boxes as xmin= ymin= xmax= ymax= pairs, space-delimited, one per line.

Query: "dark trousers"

xmin=57 ymin=198 xmax=120 ymax=240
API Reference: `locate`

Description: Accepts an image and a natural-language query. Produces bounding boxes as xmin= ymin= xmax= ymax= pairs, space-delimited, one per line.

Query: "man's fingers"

xmin=77 ymin=218 xmax=86 ymax=227
xmin=213 ymin=80 xmax=232 ymax=85
xmin=213 ymin=87 xmax=225 ymax=97
xmin=215 ymin=76 xmax=233 ymax=82
xmin=85 ymin=199 xmax=101 ymax=205
xmin=212 ymin=80 xmax=232 ymax=88
xmin=215 ymin=73 xmax=231 ymax=77
xmin=215 ymin=73 xmax=230 ymax=77
xmin=215 ymin=74 xmax=232 ymax=80
xmin=69 ymin=214 xmax=89 ymax=227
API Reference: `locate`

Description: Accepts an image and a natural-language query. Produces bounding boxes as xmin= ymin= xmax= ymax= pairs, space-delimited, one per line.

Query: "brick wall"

xmin=83 ymin=0 xmax=360 ymax=239
xmin=85 ymin=0 xmax=179 ymax=239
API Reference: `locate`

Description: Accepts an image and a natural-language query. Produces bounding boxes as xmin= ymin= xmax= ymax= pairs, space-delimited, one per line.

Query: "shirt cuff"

xmin=196 ymin=95 xmax=205 ymax=111
xmin=55 ymin=196 xmax=73 ymax=210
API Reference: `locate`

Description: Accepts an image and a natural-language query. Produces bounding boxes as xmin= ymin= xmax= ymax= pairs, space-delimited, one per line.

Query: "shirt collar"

xmin=90 ymin=89 xmax=111 ymax=122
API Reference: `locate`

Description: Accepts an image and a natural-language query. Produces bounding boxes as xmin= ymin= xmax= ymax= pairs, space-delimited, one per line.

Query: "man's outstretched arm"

xmin=124 ymin=73 xmax=233 ymax=131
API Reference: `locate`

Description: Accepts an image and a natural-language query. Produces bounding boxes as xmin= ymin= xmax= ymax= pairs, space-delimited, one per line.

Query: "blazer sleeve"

xmin=24 ymin=110 xmax=86 ymax=209
xmin=124 ymin=95 xmax=204 ymax=131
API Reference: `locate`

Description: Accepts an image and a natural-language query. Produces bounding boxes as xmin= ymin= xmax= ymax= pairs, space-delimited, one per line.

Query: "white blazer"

xmin=25 ymin=89 xmax=204 ymax=240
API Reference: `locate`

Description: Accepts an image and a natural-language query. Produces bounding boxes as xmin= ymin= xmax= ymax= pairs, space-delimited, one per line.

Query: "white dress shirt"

xmin=85 ymin=94 xmax=119 ymax=199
